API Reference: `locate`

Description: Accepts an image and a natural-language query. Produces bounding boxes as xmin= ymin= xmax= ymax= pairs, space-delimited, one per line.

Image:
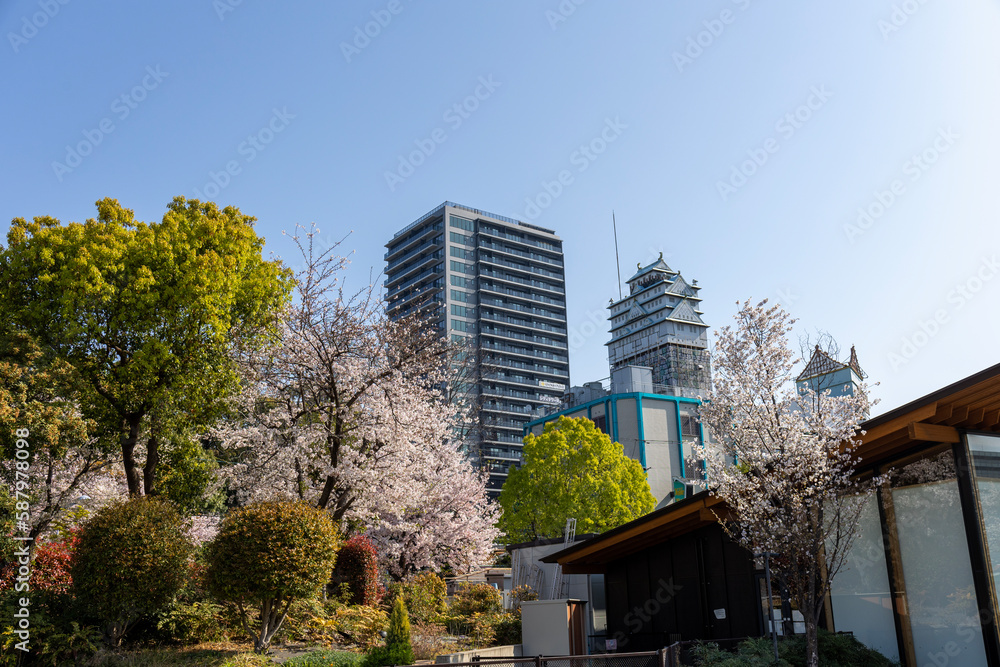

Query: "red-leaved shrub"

xmin=335 ymin=535 xmax=384 ymax=606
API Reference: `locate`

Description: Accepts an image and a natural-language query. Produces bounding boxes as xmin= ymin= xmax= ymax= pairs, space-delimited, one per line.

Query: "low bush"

xmin=488 ymin=612 xmax=521 ymax=646
xmin=691 ymin=631 xmax=899 ymax=667
xmin=385 ymin=572 xmax=446 ymax=625
xmin=333 ymin=605 xmax=389 ymax=650
xmin=410 ymin=621 xmax=449 ymax=661
xmin=450 ymin=582 xmax=501 ymax=617
xmin=283 ymin=650 xmax=363 ymax=667
xmin=157 ymin=601 xmax=228 ymax=644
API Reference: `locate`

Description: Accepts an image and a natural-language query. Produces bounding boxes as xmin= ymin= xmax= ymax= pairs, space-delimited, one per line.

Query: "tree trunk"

xmin=143 ymin=434 xmax=159 ymax=496
xmin=254 ymin=597 xmax=293 ymax=654
xmin=803 ymin=576 xmax=819 ymax=667
xmin=121 ymin=414 xmax=144 ymax=496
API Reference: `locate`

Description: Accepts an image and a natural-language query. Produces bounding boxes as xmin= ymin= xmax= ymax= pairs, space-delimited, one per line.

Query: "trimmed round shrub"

xmin=70 ymin=497 xmax=192 ymax=646
xmin=206 ymin=500 xmax=340 ymax=653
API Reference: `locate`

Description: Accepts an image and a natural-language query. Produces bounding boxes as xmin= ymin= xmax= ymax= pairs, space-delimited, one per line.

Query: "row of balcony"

xmin=479 ymin=309 xmax=567 ymax=335
xmin=480 ymin=268 xmax=564 ymax=295
xmin=480 ymin=325 xmax=567 ymax=350
xmin=479 ymin=295 xmax=565 ymax=321
xmin=385 ymin=234 xmax=442 ymax=271
xmin=481 ymin=341 xmax=569 ymax=363
xmin=479 ymin=253 xmax=564 ymax=281
xmin=481 ymin=355 xmax=569 ymax=377
xmin=478 ymin=239 xmax=563 ymax=268
xmin=479 ymin=225 xmax=561 ymax=253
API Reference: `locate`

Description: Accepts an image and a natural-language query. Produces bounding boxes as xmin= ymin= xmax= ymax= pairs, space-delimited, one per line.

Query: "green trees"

xmin=70 ymin=497 xmax=192 ymax=645
xmin=205 ymin=500 xmax=341 ymax=653
xmin=0 ymin=197 xmax=293 ymax=497
xmin=498 ymin=415 xmax=656 ymax=542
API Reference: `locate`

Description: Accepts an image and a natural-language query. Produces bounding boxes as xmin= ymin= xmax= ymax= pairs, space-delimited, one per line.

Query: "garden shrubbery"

xmin=206 ymin=500 xmax=341 ymax=653
xmin=72 ymin=497 xmax=193 ymax=646
xmin=691 ymin=631 xmax=899 ymax=667
xmin=1 ymin=505 xmax=522 ymax=666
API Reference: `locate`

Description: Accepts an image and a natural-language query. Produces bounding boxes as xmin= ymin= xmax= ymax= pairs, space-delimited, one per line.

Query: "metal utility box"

xmin=521 ymin=599 xmax=588 ymax=656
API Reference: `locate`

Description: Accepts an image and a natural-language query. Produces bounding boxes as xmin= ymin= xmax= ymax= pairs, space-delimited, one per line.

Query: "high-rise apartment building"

xmin=385 ymin=202 xmax=569 ymax=496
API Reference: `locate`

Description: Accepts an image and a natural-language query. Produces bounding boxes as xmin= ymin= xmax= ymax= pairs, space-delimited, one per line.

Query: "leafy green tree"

xmin=70 ymin=497 xmax=192 ymax=646
xmin=498 ymin=416 xmax=656 ymax=542
xmin=205 ymin=500 xmax=341 ymax=653
xmin=0 ymin=197 xmax=293 ymax=497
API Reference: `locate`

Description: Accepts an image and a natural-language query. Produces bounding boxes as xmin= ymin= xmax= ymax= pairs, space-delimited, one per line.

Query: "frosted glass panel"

xmin=829 ymin=496 xmax=898 ymax=661
xmin=893 ymin=480 xmax=987 ymax=665
xmin=968 ymin=433 xmax=1000 ymax=614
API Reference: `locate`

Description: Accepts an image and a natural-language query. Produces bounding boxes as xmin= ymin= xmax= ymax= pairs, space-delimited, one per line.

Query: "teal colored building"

xmin=523 ymin=386 xmax=707 ymax=506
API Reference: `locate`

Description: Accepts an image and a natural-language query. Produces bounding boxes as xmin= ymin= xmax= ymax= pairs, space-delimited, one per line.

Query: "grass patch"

xmin=282 ymin=649 xmax=363 ymax=667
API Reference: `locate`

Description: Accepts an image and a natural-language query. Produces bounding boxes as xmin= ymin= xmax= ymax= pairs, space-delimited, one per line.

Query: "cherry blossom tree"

xmin=697 ymin=299 xmax=881 ymax=667
xmin=0 ymin=330 xmax=127 ymax=545
xmin=211 ymin=226 xmax=498 ymax=575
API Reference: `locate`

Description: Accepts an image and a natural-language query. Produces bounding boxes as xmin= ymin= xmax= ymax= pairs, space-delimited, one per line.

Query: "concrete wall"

xmin=641 ymin=400 xmax=673 ymax=503
xmin=435 ymin=644 xmax=522 ymax=663
xmin=616 ymin=397 xmax=639 ymax=462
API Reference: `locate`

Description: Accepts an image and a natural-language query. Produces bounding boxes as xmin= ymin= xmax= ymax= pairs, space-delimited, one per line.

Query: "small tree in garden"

xmin=70 ymin=497 xmax=192 ymax=645
xmin=364 ymin=596 xmax=414 ymax=667
xmin=697 ymin=299 xmax=880 ymax=667
xmin=206 ymin=500 xmax=340 ymax=653
xmin=335 ymin=535 xmax=384 ymax=606
xmin=399 ymin=572 xmax=446 ymax=623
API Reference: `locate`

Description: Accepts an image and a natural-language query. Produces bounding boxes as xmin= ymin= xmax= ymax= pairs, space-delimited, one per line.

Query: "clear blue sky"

xmin=3 ymin=1 xmax=999 ymax=415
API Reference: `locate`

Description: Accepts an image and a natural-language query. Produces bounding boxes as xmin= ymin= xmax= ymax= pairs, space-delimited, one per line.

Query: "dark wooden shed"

xmin=542 ymin=494 xmax=761 ymax=651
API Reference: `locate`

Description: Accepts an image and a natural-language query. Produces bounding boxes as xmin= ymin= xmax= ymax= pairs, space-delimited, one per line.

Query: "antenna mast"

xmin=613 ymin=211 xmax=623 ymax=300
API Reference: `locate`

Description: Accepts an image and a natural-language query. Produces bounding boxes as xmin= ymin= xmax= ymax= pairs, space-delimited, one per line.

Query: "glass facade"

xmin=387 ymin=202 xmax=567 ymax=498
xmin=830 ymin=495 xmax=898 ymax=661
xmin=831 ymin=436 xmax=1000 ymax=665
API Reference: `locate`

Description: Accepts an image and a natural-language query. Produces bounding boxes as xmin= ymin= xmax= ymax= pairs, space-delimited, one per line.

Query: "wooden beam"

xmin=862 ymin=403 xmax=937 ymax=443
xmin=985 ymin=409 xmax=1000 ymax=429
xmin=932 ymin=402 xmax=954 ymax=423
xmin=908 ymin=422 xmax=960 ymax=443
xmin=968 ymin=407 xmax=986 ymax=428
xmin=945 ymin=406 xmax=970 ymax=426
